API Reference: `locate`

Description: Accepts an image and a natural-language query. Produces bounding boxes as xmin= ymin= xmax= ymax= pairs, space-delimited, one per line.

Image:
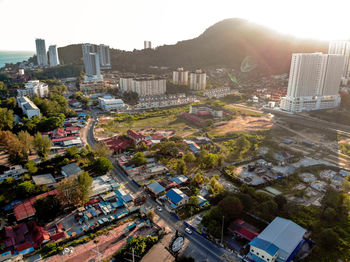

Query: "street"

xmin=82 ymin=112 xmax=236 ymax=262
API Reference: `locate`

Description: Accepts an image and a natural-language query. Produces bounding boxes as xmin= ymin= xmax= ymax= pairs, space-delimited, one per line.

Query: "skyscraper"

xmin=144 ymin=41 xmax=152 ymax=49
xmin=82 ymin=44 xmax=102 ymax=82
xmin=98 ymin=44 xmax=111 ymax=70
xmin=328 ymin=41 xmax=350 ymax=78
xmin=190 ymin=70 xmax=207 ymax=90
xmin=35 ymin=39 xmax=48 ymax=66
xmin=48 ymin=45 xmax=59 ymax=67
xmin=173 ymin=68 xmax=189 ymax=85
xmin=280 ymin=53 xmax=344 ymax=112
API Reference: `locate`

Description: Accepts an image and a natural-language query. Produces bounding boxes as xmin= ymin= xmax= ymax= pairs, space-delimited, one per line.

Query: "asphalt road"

xmin=84 ymin=113 xmax=235 ymax=262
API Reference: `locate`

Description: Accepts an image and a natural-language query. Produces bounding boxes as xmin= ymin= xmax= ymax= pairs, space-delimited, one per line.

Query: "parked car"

xmin=157 ymin=206 xmax=162 ymax=212
xmin=185 ymin=228 xmax=192 ymax=234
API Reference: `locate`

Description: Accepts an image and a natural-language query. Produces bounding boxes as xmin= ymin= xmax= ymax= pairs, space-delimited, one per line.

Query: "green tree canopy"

xmin=131 ymin=152 xmax=147 ymax=166
xmin=93 ymin=143 xmax=112 ymax=158
xmin=77 ymin=171 xmax=93 ymax=205
xmin=25 ymin=160 xmax=38 ymax=174
xmin=0 ymin=108 xmax=14 ymax=130
xmin=33 ymin=132 xmax=53 ymax=159
xmin=34 ymin=195 xmax=62 ymax=223
xmin=93 ymin=157 xmax=113 ymax=175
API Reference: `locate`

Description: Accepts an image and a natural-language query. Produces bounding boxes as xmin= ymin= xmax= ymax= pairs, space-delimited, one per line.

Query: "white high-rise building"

xmin=98 ymin=44 xmax=111 ymax=70
xmin=120 ymin=77 xmax=166 ymax=96
xmin=190 ymin=70 xmax=207 ymax=90
xmin=17 ymin=80 xmax=49 ymax=98
xmin=48 ymin=45 xmax=59 ymax=67
xmin=35 ymin=39 xmax=48 ymax=66
xmin=144 ymin=41 xmax=152 ymax=49
xmin=328 ymin=41 xmax=350 ymax=78
xmin=280 ymin=53 xmax=344 ymax=112
xmin=173 ymin=68 xmax=189 ymax=85
xmin=82 ymin=44 xmax=102 ymax=82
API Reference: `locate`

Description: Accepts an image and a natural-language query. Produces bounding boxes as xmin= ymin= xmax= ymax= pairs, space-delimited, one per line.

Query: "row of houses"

xmin=134 ymin=94 xmax=198 ymax=110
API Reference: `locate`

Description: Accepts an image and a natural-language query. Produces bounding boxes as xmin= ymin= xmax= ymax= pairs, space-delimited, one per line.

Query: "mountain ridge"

xmin=57 ymin=18 xmax=328 ymax=75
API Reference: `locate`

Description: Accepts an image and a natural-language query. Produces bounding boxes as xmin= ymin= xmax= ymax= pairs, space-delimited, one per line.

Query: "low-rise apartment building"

xmin=120 ymin=77 xmax=166 ymax=96
xmin=98 ymin=97 xmax=124 ymax=111
xmin=17 ymin=80 xmax=49 ymax=98
xmin=17 ymin=96 xmax=40 ymax=119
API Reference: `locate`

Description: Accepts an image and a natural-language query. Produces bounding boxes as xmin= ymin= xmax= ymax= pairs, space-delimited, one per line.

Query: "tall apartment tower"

xmin=98 ymin=44 xmax=111 ymax=70
xmin=82 ymin=44 xmax=102 ymax=82
xmin=173 ymin=68 xmax=189 ymax=85
xmin=48 ymin=45 xmax=59 ymax=67
xmin=328 ymin=41 xmax=350 ymax=78
xmin=280 ymin=53 xmax=344 ymax=112
xmin=190 ymin=70 xmax=207 ymax=90
xmin=35 ymin=39 xmax=48 ymax=66
xmin=144 ymin=41 xmax=152 ymax=49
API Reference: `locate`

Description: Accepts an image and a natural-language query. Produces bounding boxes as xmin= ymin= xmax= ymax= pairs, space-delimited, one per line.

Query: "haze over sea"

xmin=0 ymin=51 xmax=34 ymax=68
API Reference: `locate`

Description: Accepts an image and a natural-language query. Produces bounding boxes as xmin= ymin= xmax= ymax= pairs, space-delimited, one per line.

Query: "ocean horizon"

xmin=0 ymin=50 xmax=34 ymax=69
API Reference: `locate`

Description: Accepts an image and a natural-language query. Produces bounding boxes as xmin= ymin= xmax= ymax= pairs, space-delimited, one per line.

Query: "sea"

xmin=0 ymin=51 xmax=34 ymax=68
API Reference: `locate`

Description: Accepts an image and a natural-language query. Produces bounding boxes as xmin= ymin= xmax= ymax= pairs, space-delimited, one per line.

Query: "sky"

xmin=1 ymin=0 xmax=350 ymax=51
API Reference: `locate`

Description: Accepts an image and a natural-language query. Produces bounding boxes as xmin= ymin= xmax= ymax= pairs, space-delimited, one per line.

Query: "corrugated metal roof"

xmin=147 ymin=182 xmax=165 ymax=194
xmin=249 ymin=238 xmax=279 ymax=256
xmin=256 ymin=217 xmax=306 ymax=261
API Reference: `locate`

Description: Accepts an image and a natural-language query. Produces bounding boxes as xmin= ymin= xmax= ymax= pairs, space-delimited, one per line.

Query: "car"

xmin=157 ymin=206 xmax=162 ymax=212
xmin=185 ymin=228 xmax=192 ymax=234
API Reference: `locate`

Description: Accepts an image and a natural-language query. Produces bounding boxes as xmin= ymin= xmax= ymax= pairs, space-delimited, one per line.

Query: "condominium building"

xmin=48 ymin=45 xmax=59 ymax=67
xmin=98 ymin=97 xmax=124 ymax=111
xmin=120 ymin=77 xmax=166 ymax=96
xmin=82 ymin=44 xmax=102 ymax=82
xmin=35 ymin=38 xmax=48 ymax=66
xmin=144 ymin=41 xmax=152 ymax=49
xmin=190 ymin=70 xmax=207 ymax=90
xmin=172 ymin=68 xmax=189 ymax=85
xmin=98 ymin=44 xmax=111 ymax=70
xmin=280 ymin=53 xmax=344 ymax=112
xmin=16 ymin=96 xmax=40 ymax=118
xmin=17 ymin=80 xmax=49 ymax=98
xmin=328 ymin=41 xmax=350 ymax=78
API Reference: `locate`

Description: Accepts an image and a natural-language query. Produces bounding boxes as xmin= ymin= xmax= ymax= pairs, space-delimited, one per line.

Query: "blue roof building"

xmin=147 ymin=182 xmax=165 ymax=196
xmin=170 ymin=175 xmax=189 ymax=185
xmin=245 ymin=217 xmax=306 ymax=262
xmin=165 ymin=188 xmax=189 ymax=208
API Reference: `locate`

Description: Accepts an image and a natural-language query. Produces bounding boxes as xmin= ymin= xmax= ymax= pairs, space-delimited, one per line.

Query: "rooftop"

xmin=147 ymin=182 xmax=165 ymax=195
xmin=165 ymin=188 xmax=188 ymax=205
xmin=32 ymin=174 xmax=56 ymax=186
xmin=61 ymin=163 xmax=82 ymax=177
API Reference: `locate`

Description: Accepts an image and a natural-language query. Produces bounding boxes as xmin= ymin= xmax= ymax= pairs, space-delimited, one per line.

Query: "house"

xmin=147 ymin=182 xmax=165 ymax=197
xmin=165 ymin=188 xmax=189 ymax=208
xmin=170 ymin=175 xmax=189 ymax=186
xmin=0 ymin=165 xmax=27 ymax=181
xmin=244 ymin=217 xmax=307 ymax=262
xmin=16 ymin=96 xmax=40 ymax=119
xmin=61 ymin=163 xmax=82 ymax=178
xmin=159 ymin=180 xmax=178 ymax=191
xmin=103 ymin=136 xmax=133 ymax=154
xmin=13 ymin=190 xmax=58 ymax=221
xmin=32 ymin=174 xmax=56 ymax=188
xmin=184 ymin=140 xmax=201 ymax=153
xmin=127 ymin=129 xmax=146 ymax=143
xmin=197 ymin=195 xmax=209 ymax=207
xmin=228 ymin=219 xmax=260 ymax=241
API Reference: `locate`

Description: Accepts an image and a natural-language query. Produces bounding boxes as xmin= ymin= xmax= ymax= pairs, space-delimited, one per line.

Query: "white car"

xmin=157 ymin=206 xmax=162 ymax=212
xmin=185 ymin=228 xmax=192 ymax=234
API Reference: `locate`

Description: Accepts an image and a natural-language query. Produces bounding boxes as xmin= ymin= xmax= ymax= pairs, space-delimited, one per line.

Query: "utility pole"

xmin=132 ymin=248 xmax=135 ymax=262
xmin=221 ymin=215 xmax=224 ymax=246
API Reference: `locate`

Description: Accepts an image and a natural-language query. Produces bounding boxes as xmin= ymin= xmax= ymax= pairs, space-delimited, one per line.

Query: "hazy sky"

xmin=1 ymin=0 xmax=350 ymax=51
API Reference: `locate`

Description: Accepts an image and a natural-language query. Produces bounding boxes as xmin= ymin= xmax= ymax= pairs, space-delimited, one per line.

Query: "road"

xmin=83 ymin=113 xmax=235 ymax=262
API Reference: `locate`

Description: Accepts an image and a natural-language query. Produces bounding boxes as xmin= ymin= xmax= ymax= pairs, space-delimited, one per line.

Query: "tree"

xmin=131 ymin=152 xmax=147 ymax=166
xmin=1 ymin=131 xmax=27 ymax=163
xmin=33 ymin=132 xmax=52 ymax=159
xmin=274 ymin=195 xmax=287 ymax=210
xmin=16 ymin=181 xmax=37 ymax=198
xmin=319 ymin=228 xmax=339 ymax=249
xmin=193 ymin=172 xmax=204 ymax=185
xmin=65 ymin=146 xmax=79 ymax=158
xmin=56 ymin=176 xmax=80 ymax=206
xmin=0 ymin=108 xmax=14 ymax=130
xmin=93 ymin=157 xmax=113 ymax=175
xmin=238 ymin=193 xmax=254 ymax=211
xmin=323 ymin=207 xmax=337 ymax=223
xmin=139 ymin=141 xmax=149 ymax=151
xmin=183 ymin=152 xmax=196 ymax=164
xmin=218 ymin=195 xmax=243 ymax=220
xmin=93 ymin=143 xmax=112 ymax=157
xmin=34 ymin=195 xmax=62 ymax=222
xmin=17 ymin=131 xmax=34 ymax=157
xmin=176 ymin=159 xmax=187 ymax=174
xmin=147 ymin=209 xmax=155 ymax=221
xmin=25 ymin=160 xmax=38 ymax=174
xmin=77 ymin=171 xmax=93 ymax=205
xmin=188 ymin=196 xmax=200 ymax=206
xmin=2 ymin=97 xmax=16 ymax=109
xmin=209 ymin=177 xmax=224 ymax=196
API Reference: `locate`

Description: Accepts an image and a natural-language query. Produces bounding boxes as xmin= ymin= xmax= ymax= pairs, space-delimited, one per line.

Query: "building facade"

xmin=35 ymin=38 xmax=48 ymax=66
xmin=144 ymin=41 xmax=152 ymax=49
xmin=82 ymin=44 xmax=102 ymax=82
xmin=17 ymin=80 xmax=49 ymax=98
xmin=98 ymin=97 xmax=124 ymax=111
xmin=190 ymin=70 xmax=206 ymax=90
xmin=98 ymin=44 xmax=111 ymax=70
xmin=173 ymin=68 xmax=189 ymax=85
xmin=16 ymin=96 xmax=40 ymax=119
xmin=48 ymin=45 xmax=59 ymax=67
xmin=120 ymin=77 xmax=166 ymax=96
xmin=328 ymin=41 xmax=350 ymax=78
xmin=280 ymin=53 xmax=344 ymax=112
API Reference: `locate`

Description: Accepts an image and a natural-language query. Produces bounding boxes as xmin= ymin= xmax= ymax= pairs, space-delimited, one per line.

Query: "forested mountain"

xmin=57 ymin=18 xmax=328 ymax=75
